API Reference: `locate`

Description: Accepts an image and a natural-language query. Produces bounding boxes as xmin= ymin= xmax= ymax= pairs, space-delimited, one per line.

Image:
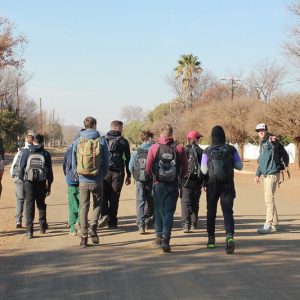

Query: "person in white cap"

xmin=255 ymin=123 xmax=289 ymax=234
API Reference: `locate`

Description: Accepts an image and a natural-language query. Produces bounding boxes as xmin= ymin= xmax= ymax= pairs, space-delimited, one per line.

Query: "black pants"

xmin=102 ymin=170 xmax=124 ymax=226
xmin=24 ymin=180 xmax=47 ymax=233
xmin=180 ymin=186 xmax=201 ymax=226
xmin=206 ymin=181 xmax=236 ymax=237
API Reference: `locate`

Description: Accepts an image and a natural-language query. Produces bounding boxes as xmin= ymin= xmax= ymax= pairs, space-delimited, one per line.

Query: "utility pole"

xmin=16 ymin=73 xmax=20 ymax=150
xmin=221 ymin=77 xmax=241 ymax=100
xmin=39 ymin=98 xmax=43 ymax=133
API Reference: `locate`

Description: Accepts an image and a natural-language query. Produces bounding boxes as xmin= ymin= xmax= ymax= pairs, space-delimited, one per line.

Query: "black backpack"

xmin=132 ymin=148 xmax=149 ymax=182
xmin=155 ymin=143 xmax=178 ymax=183
xmin=207 ymin=144 xmax=234 ymax=182
xmin=186 ymin=144 xmax=201 ymax=179
xmin=106 ymin=136 xmax=123 ymax=171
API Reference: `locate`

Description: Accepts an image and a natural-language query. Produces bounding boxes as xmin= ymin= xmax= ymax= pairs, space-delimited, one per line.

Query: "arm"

xmin=145 ymin=144 xmax=158 ymax=176
xmin=200 ymin=153 xmax=208 ymax=175
xmin=71 ymin=139 xmax=79 ymax=170
xmin=45 ymin=151 xmax=54 ymax=186
xmin=128 ymin=150 xmax=137 ymax=175
xmin=177 ymin=144 xmax=188 ymax=177
xmin=124 ymin=139 xmax=131 ymax=178
xmin=100 ymin=137 xmax=109 ymax=178
xmin=233 ymin=150 xmax=243 ymax=171
xmin=10 ymin=151 xmax=20 ymax=177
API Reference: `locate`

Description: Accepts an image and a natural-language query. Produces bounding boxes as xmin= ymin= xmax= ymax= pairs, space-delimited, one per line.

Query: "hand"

xmin=46 ymin=185 xmax=51 ymax=196
xmin=125 ymin=177 xmax=131 ymax=185
xmin=255 ymin=176 xmax=260 ymax=184
xmin=202 ymin=186 xmax=207 ymax=192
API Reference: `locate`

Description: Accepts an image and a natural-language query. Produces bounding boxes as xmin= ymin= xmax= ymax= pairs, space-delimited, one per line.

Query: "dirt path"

xmin=0 ymin=153 xmax=300 ymax=300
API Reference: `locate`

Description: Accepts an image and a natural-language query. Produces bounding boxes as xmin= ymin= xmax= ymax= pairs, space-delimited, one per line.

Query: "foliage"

xmin=123 ymin=120 xmax=146 ymax=145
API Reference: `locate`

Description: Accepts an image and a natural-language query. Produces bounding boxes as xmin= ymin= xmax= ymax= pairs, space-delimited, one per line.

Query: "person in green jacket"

xmin=254 ymin=123 xmax=289 ymax=234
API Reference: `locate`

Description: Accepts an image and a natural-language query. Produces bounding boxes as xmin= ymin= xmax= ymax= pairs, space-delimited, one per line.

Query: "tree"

xmin=285 ymin=1 xmax=300 ymax=66
xmin=174 ymin=54 xmax=203 ymax=108
xmin=123 ymin=120 xmax=146 ymax=146
xmin=120 ymin=105 xmax=145 ymax=123
xmin=247 ymin=61 xmax=285 ymax=102
xmin=0 ymin=16 xmax=26 ymax=70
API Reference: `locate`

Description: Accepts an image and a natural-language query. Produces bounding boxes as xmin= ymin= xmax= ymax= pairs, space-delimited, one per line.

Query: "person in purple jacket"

xmin=201 ymin=125 xmax=243 ymax=254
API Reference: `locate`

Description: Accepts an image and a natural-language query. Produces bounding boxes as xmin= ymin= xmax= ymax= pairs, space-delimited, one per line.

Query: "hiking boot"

xmin=138 ymin=224 xmax=145 ymax=234
xmin=98 ymin=215 xmax=110 ymax=228
xmin=16 ymin=222 xmax=22 ymax=229
xmin=226 ymin=234 xmax=235 ymax=255
xmin=80 ymin=235 xmax=88 ymax=247
xmin=88 ymin=225 xmax=99 ymax=244
xmin=257 ymin=225 xmax=272 ymax=234
xmin=182 ymin=223 xmax=190 ymax=233
xmin=207 ymin=235 xmax=216 ymax=249
xmin=26 ymin=231 xmax=33 ymax=239
xmin=154 ymin=236 xmax=162 ymax=249
xmin=162 ymin=237 xmax=171 ymax=253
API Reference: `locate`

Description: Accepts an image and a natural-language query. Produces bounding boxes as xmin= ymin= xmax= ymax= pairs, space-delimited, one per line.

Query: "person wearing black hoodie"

xmin=200 ymin=125 xmax=243 ymax=254
xmin=18 ymin=134 xmax=53 ymax=239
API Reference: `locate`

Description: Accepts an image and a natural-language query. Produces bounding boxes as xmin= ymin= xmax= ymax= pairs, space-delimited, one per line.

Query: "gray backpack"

xmin=25 ymin=152 xmax=46 ymax=182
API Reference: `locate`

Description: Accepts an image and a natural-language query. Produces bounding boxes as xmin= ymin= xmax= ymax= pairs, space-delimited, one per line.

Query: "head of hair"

xmin=110 ymin=120 xmax=123 ymax=131
xmin=160 ymin=123 xmax=173 ymax=137
xmin=141 ymin=130 xmax=154 ymax=142
xmin=83 ymin=116 xmax=97 ymax=129
xmin=34 ymin=134 xmax=44 ymax=145
xmin=26 ymin=135 xmax=34 ymax=144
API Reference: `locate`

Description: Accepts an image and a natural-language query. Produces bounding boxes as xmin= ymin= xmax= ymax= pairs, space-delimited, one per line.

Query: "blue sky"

xmin=0 ymin=0 xmax=297 ymax=131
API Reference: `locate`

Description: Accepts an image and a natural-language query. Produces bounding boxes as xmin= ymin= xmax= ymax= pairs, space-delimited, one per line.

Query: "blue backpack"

xmin=64 ymin=145 xmax=79 ymax=184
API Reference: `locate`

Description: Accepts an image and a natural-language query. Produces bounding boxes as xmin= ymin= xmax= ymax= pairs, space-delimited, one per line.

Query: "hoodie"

xmin=145 ymin=136 xmax=188 ymax=182
xmin=72 ymin=129 xmax=109 ymax=183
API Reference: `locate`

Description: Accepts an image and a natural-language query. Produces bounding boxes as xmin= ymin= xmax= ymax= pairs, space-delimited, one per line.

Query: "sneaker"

xmin=182 ymin=223 xmax=190 ymax=233
xmin=108 ymin=224 xmax=118 ymax=230
xmin=88 ymin=225 xmax=99 ymax=244
xmin=153 ymin=236 xmax=162 ymax=249
xmin=226 ymin=235 xmax=235 ymax=255
xmin=80 ymin=235 xmax=88 ymax=247
xmin=145 ymin=217 xmax=154 ymax=230
xmin=138 ymin=224 xmax=145 ymax=234
xmin=69 ymin=228 xmax=77 ymax=236
xmin=26 ymin=232 xmax=33 ymax=239
xmin=191 ymin=223 xmax=197 ymax=231
xmin=74 ymin=223 xmax=81 ymax=235
xmin=98 ymin=215 xmax=110 ymax=228
xmin=162 ymin=237 xmax=171 ymax=253
xmin=16 ymin=222 xmax=22 ymax=229
xmin=270 ymin=225 xmax=279 ymax=233
xmin=207 ymin=235 xmax=216 ymax=249
xmin=257 ymin=225 xmax=271 ymax=234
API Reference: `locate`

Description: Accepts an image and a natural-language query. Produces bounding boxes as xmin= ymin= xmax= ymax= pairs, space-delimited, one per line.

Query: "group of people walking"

xmin=9 ymin=117 xmax=289 ymax=255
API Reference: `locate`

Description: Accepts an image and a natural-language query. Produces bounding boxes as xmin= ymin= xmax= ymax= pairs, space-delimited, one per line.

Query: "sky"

xmin=0 ymin=0 xmax=298 ymax=132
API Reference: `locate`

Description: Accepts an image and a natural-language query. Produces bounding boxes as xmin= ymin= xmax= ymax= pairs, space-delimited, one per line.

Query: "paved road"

xmin=0 ymin=154 xmax=299 ymax=300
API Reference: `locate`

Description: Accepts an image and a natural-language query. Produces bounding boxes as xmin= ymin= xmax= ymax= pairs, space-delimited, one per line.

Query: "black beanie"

xmin=211 ymin=125 xmax=226 ymax=145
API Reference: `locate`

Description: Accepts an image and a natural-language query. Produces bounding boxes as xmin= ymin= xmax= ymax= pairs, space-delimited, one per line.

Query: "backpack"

xmin=25 ymin=151 xmax=46 ymax=182
xmin=11 ymin=150 xmax=23 ymax=178
xmin=132 ymin=148 xmax=149 ymax=182
xmin=207 ymin=144 xmax=234 ymax=182
xmin=155 ymin=143 xmax=178 ymax=183
xmin=186 ymin=144 xmax=201 ymax=179
xmin=77 ymin=137 xmax=101 ymax=176
xmin=106 ymin=135 xmax=123 ymax=171
xmin=64 ymin=145 xmax=78 ymax=183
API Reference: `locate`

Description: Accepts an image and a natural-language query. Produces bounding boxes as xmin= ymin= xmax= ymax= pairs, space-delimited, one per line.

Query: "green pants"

xmin=68 ymin=186 xmax=80 ymax=231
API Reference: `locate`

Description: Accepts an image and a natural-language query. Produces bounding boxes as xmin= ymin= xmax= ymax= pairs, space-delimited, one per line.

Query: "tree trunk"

xmin=294 ymin=137 xmax=300 ymax=169
xmin=238 ymin=143 xmax=244 ymax=162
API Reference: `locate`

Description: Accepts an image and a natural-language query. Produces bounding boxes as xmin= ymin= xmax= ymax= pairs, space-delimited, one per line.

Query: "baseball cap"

xmin=187 ymin=130 xmax=202 ymax=140
xmin=255 ymin=123 xmax=268 ymax=132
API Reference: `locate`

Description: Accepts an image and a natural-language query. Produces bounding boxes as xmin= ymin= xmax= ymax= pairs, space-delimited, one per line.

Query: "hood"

xmin=140 ymin=141 xmax=153 ymax=149
xmin=33 ymin=144 xmax=44 ymax=152
xmin=80 ymin=129 xmax=100 ymax=139
xmin=211 ymin=125 xmax=226 ymax=145
xmin=157 ymin=136 xmax=174 ymax=145
xmin=107 ymin=130 xmax=121 ymax=138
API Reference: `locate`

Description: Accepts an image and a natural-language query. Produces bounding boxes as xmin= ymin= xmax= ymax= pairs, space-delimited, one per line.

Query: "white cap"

xmin=255 ymin=123 xmax=268 ymax=132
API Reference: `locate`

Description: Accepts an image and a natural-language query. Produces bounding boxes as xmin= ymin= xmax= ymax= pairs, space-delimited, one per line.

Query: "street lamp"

xmin=221 ymin=77 xmax=241 ymax=100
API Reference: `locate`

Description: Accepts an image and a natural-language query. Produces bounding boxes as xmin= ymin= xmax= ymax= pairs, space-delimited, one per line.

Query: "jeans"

xmin=136 ymin=180 xmax=154 ymax=226
xmin=68 ymin=186 xmax=80 ymax=231
xmin=153 ymin=182 xmax=178 ymax=239
xmin=14 ymin=178 xmax=25 ymax=224
xmin=102 ymin=170 xmax=124 ymax=226
xmin=79 ymin=181 xmax=103 ymax=236
xmin=264 ymin=173 xmax=279 ymax=227
xmin=24 ymin=180 xmax=47 ymax=233
xmin=206 ymin=181 xmax=236 ymax=236
xmin=180 ymin=186 xmax=201 ymax=227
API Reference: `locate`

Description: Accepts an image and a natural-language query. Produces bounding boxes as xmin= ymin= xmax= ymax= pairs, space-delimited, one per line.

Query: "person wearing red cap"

xmin=180 ymin=130 xmax=204 ymax=233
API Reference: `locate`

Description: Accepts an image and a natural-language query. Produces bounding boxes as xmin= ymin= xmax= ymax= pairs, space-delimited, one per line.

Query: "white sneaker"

xmin=257 ymin=224 xmax=271 ymax=234
xmin=270 ymin=225 xmax=279 ymax=233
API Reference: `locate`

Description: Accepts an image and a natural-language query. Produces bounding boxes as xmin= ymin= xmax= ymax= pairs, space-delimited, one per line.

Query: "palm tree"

xmin=174 ymin=54 xmax=202 ymax=109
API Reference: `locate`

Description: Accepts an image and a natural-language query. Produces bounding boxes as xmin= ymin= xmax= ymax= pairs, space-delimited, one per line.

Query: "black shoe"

xmin=16 ymin=222 xmax=22 ymax=229
xmin=26 ymin=232 xmax=33 ymax=239
xmin=182 ymin=223 xmax=190 ymax=233
xmin=226 ymin=234 xmax=235 ymax=255
xmin=162 ymin=237 xmax=171 ymax=253
xmin=138 ymin=224 xmax=145 ymax=234
xmin=88 ymin=225 xmax=99 ymax=244
xmin=80 ymin=235 xmax=88 ymax=247
xmin=207 ymin=235 xmax=216 ymax=249
xmin=108 ymin=224 xmax=118 ymax=229
xmin=145 ymin=217 xmax=154 ymax=229
xmin=98 ymin=215 xmax=110 ymax=228
xmin=153 ymin=236 xmax=162 ymax=249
